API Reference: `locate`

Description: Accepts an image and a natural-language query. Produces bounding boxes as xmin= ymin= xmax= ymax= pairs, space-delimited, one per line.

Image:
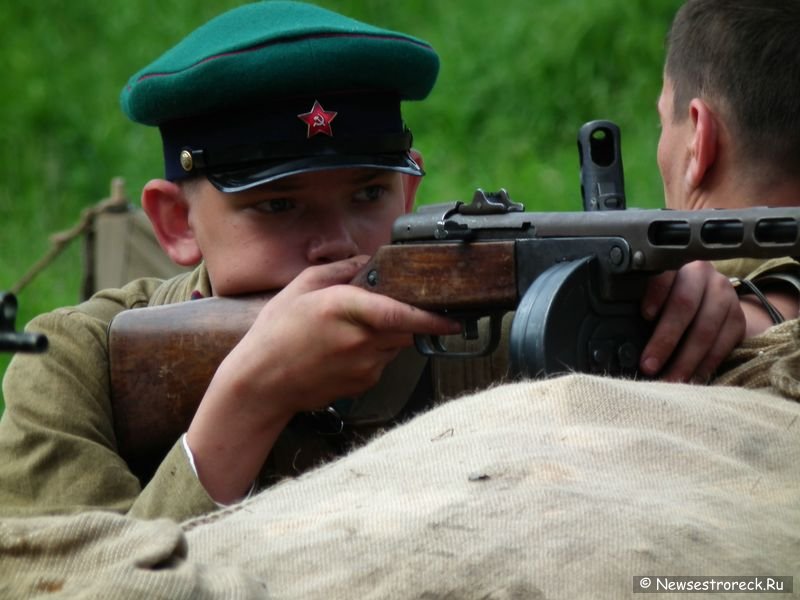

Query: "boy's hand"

xmin=187 ymin=256 xmax=460 ymax=503
xmin=226 ymin=255 xmax=461 ymax=417
xmin=638 ymin=261 xmax=745 ymax=383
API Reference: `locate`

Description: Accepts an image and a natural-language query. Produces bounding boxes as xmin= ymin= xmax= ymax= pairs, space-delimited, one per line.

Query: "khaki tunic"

xmin=0 ymin=257 xmax=797 ymax=521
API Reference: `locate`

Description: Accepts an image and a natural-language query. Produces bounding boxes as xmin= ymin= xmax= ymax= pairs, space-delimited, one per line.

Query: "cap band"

xmin=189 ymin=130 xmax=412 ymax=169
xmin=161 ymin=92 xmax=415 ymax=186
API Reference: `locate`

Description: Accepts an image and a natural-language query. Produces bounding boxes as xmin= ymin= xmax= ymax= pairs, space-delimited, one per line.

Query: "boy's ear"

xmin=685 ymin=98 xmax=718 ymax=190
xmin=141 ymin=179 xmax=202 ymax=266
xmin=402 ymin=149 xmax=425 ymax=212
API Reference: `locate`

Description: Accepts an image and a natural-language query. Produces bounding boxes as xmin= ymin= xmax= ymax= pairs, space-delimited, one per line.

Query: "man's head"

xmin=121 ymin=1 xmax=438 ymax=295
xmin=657 ymin=0 xmax=800 ymax=209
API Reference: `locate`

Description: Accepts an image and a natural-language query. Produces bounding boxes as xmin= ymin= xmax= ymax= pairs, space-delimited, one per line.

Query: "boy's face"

xmin=186 ymin=167 xmax=419 ymax=296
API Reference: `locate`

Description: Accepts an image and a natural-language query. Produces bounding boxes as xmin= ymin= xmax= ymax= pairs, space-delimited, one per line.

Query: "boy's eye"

xmin=353 ymin=185 xmax=386 ymax=203
xmin=256 ymin=198 xmax=296 ymax=213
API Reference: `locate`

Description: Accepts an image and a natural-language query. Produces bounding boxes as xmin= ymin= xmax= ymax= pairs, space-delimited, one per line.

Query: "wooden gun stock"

xmin=349 ymin=241 xmax=517 ymax=310
xmin=109 ymin=295 xmax=268 ymax=469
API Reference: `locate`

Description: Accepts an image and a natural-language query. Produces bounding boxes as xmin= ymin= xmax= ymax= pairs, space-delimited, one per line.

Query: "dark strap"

xmin=734 ymin=278 xmax=785 ymax=325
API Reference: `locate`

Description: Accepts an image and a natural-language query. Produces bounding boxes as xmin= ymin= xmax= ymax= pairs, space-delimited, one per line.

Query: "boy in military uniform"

xmin=0 ymin=1 xmax=753 ymax=520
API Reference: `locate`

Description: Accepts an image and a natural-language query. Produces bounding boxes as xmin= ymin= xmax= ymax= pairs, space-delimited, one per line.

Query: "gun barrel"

xmin=0 ymin=292 xmax=48 ymax=353
xmin=0 ymin=332 xmax=48 ymax=353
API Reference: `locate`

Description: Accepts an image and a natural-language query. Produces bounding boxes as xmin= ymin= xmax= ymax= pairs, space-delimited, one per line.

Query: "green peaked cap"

xmin=120 ymin=0 xmax=440 ymax=126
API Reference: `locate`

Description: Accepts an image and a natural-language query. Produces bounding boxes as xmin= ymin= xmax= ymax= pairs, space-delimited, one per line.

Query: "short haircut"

xmin=665 ymin=0 xmax=800 ymax=178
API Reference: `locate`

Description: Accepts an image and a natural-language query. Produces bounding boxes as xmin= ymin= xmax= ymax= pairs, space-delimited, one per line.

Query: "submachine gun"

xmin=353 ymin=119 xmax=800 ymax=377
xmin=354 ymin=193 xmax=799 ymax=378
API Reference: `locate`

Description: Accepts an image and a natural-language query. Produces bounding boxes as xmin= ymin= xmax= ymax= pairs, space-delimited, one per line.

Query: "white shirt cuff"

xmin=180 ymin=433 xmax=255 ymax=507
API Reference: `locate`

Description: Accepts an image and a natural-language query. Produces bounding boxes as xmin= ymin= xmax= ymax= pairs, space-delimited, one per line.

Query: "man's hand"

xmin=638 ymin=261 xmax=745 ymax=383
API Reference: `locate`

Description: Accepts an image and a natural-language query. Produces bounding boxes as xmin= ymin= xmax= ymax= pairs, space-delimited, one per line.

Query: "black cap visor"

xmin=207 ymin=151 xmax=423 ymax=193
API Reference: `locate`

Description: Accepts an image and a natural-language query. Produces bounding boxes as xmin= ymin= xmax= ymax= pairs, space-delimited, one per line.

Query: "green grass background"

xmin=0 ymin=0 xmax=682 ymax=407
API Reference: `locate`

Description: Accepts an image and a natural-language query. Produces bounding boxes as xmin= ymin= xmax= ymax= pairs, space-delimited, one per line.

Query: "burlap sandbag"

xmin=2 ymin=320 xmax=800 ymax=598
xmin=181 ymin=375 xmax=800 ymax=599
xmin=0 ymin=512 xmax=266 ymax=598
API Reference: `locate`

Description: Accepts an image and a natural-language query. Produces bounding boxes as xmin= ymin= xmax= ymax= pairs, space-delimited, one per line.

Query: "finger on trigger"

xmin=351 ymin=290 xmax=461 ymax=336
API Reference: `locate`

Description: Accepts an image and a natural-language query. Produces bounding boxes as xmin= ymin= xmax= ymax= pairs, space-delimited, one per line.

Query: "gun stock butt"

xmin=109 ymin=295 xmax=267 ymax=473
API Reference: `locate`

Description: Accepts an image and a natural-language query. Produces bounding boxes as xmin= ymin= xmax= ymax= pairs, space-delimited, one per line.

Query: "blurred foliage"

xmin=0 ymin=0 xmax=683 ymax=400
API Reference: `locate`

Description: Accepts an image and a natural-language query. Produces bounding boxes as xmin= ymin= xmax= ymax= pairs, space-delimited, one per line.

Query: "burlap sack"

xmin=182 ymin=375 xmax=800 ymax=599
xmin=0 ymin=512 xmax=266 ymax=598
xmin=2 ymin=321 xmax=799 ymax=599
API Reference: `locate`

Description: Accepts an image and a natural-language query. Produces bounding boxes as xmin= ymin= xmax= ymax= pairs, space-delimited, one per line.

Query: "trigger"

xmin=413 ymin=313 xmax=503 ymax=358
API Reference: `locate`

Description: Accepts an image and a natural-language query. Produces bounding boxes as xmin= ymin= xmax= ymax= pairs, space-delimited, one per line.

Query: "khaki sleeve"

xmin=713 ymin=257 xmax=800 ymax=325
xmin=714 ymin=257 xmax=800 ymax=290
xmin=130 ymin=442 xmax=217 ymax=521
xmin=0 ymin=304 xmax=216 ymax=521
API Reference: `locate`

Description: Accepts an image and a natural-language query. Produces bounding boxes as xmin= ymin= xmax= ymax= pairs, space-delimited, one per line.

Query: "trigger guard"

xmin=414 ymin=312 xmax=504 ymax=358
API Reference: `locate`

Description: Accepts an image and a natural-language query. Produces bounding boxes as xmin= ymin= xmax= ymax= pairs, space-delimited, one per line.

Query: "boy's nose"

xmin=306 ymin=223 xmax=359 ymax=264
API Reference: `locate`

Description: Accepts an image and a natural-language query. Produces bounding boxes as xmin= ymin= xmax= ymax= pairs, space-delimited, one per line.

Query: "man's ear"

xmin=685 ymin=98 xmax=718 ymax=190
xmin=402 ymin=149 xmax=425 ymax=213
xmin=141 ymin=179 xmax=202 ymax=266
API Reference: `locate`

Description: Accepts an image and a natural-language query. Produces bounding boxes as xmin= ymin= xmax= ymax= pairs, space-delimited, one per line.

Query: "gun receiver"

xmin=350 ymin=189 xmax=800 ymax=377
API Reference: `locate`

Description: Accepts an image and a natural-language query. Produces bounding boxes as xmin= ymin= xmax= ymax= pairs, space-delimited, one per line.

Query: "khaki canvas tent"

xmin=80 ymin=178 xmax=189 ymax=300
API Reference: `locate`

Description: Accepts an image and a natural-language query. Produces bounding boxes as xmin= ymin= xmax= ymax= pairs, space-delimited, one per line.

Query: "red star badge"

xmin=298 ymin=100 xmax=337 ymax=138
